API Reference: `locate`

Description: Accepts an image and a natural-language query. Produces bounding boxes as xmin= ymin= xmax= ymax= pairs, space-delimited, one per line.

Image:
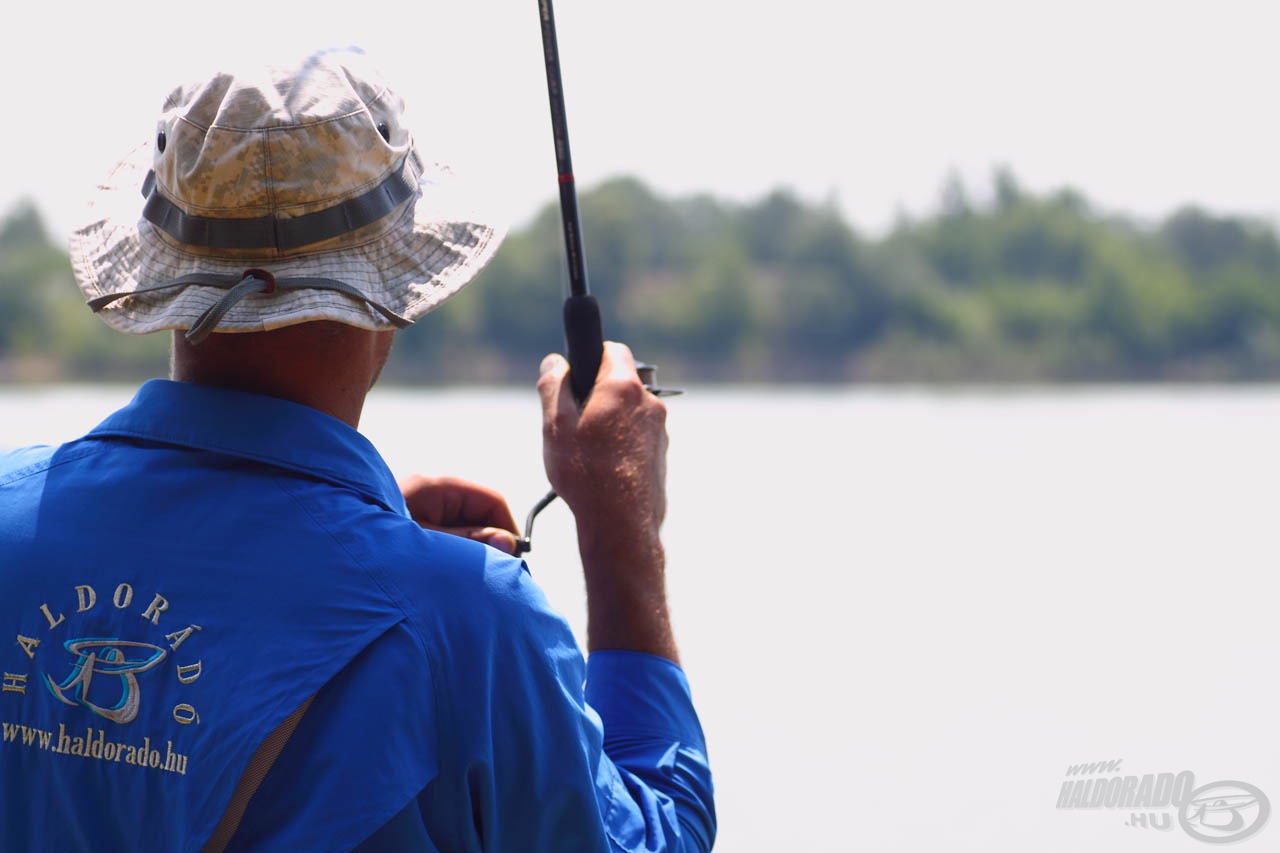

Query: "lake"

xmin=2 ymin=384 xmax=1277 ymax=851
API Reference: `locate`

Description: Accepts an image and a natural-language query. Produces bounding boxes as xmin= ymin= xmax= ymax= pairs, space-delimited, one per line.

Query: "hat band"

xmin=140 ymin=155 xmax=419 ymax=252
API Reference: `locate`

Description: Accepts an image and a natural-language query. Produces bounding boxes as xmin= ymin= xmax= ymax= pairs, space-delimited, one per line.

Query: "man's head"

xmin=69 ymin=49 xmax=504 ymax=422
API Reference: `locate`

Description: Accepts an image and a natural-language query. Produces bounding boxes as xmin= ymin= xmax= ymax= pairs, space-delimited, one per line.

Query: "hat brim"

xmin=70 ymin=141 xmax=506 ymax=335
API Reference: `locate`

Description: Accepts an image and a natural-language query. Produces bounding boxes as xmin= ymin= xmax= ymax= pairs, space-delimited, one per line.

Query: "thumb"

xmin=537 ymin=353 xmax=577 ymax=425
xmin=419 ymin=524 xmax=519 ymax=555
xmin=540 ymin=352 xmax=566 ymax=378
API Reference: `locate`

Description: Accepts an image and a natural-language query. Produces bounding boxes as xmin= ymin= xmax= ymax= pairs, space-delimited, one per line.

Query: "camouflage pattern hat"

xmin=70 ymin=50 xmax=504 ymax=343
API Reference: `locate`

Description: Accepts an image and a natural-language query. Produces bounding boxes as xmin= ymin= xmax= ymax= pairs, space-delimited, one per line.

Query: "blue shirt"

xmin=0 ymin=380 xmax=715 ymax=851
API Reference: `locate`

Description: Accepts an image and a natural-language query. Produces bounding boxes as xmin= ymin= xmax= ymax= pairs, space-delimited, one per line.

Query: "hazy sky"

xmin=3 ymin=0 xmax=1276 ymax=242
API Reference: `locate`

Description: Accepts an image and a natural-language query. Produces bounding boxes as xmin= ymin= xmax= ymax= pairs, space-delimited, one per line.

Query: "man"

xmin=0 ymin=52 xmax=715 ymax=850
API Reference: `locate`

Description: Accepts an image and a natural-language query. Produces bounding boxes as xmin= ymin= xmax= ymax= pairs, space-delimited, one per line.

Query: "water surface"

xmin=3 ymin=385 xmax=1277 ymax=851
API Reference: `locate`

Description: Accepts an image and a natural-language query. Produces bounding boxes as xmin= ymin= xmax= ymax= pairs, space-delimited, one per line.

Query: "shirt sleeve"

xmin=585 ymin=651 xmax=717 ymax=853
xmin=414 ymin=549 xmax=716 ymax=852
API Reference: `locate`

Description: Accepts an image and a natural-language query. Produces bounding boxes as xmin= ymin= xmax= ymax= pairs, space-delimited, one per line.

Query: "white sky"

xmin=2 ymin=0 xmax=1277 ymax=242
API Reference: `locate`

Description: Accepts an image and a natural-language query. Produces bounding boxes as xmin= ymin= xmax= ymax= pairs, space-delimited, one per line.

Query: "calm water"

xmin=3 ymin=385 xmax=1278 ymax=852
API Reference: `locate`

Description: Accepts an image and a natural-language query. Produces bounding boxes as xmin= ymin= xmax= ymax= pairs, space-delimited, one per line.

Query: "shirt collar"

xmin=88 ymin=379 xmax=406 ymax=514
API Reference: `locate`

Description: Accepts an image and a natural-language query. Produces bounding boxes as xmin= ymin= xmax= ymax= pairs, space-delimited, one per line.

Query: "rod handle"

xmin=564 ymin=294 xmax=604 ymax=405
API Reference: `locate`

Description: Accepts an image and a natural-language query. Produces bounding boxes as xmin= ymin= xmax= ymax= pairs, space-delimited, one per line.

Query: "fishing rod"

xmin=514 ymin=0 xmax=679 ymax=557
xmin=538 ymin=0 xmax=601 ymax=406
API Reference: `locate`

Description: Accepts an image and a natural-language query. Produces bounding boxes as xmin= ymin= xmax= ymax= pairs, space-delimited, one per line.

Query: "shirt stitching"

xmin=0 ymin=443 xmax=108 ymax=488
xmin=270 ymin=475 xmax=409 ymax=614
xmin=269 ymin=474 xmax=451 ymax=793
xmin=89 ymin=427 xmax=397 ymax=512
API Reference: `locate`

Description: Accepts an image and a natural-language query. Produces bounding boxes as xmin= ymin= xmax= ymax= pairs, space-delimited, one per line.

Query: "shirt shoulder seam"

xmin=0 ymin=443 xmax=107 ymax=488
xmin=268 ymin=474 xmax=452 ymax=782
xmin=268 ymin=474 xmax=411 ymax=614
xmin=267 ymin=475 xmax=446 ymax=678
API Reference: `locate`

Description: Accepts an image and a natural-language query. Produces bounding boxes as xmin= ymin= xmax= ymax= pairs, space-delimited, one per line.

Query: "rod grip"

xmin=564 ymin=294 xmax=604 ymax=406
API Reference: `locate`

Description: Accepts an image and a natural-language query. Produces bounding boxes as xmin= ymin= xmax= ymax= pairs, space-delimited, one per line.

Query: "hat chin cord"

xmin=86 ymin=271 xmax=413 ymax=344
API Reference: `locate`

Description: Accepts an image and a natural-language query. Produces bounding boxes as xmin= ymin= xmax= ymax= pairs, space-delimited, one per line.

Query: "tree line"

xmin=2 ymin=170 xmax=1278 ymax=383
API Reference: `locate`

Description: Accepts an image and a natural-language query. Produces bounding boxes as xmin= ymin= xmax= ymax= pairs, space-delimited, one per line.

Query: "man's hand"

xmin=538 ymin=342 xmax=668 ymax=537
xmin=400 ymin=475 xmax=520 ymax=555
xmin=538 ymin=341 xmax=678 ymax=662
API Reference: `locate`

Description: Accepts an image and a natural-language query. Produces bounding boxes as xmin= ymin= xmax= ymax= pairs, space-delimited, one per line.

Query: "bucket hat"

xmin=69 ymin=50 xmax=504 ymax=343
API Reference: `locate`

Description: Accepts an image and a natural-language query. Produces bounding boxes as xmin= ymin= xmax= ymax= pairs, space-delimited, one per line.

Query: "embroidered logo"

xmin=45 ymin=639 xmax=168 ymax=725
xmin=2 ymin=583 xmax=203 ymax=775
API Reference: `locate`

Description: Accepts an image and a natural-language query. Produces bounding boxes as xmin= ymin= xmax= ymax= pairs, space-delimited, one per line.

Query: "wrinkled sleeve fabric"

xmin=585 ymin=651 xmax=716 ymax=853
xmin=412 ymin=548 xmax=715 ymax=852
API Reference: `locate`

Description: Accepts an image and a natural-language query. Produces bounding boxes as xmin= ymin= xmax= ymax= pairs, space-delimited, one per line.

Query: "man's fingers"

xmin=482 ymin=528 xmax=519 ymax=555
xmin=454 ymin=486 xmax=518 ymax=537
xmin=599 ymin=341 xmax=638 ymax=385
xmin=541 ymin=345 xmax=647 ymax=419
xmin=418 ymin=524 xmax=519 ymax=555
xmin=538 ymin=352 xmax=578 ymax=425
xmin=400 ymin=475 xmax=519 ymax=533
xmin=538 ymin=353 xmax=567 ymax=410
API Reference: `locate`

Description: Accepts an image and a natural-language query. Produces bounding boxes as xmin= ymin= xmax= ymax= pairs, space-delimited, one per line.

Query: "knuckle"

xmin=603 ymin=375 xmax=645 ymax=402
xmin=401 ymin=473 xmax=429 ymax=492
